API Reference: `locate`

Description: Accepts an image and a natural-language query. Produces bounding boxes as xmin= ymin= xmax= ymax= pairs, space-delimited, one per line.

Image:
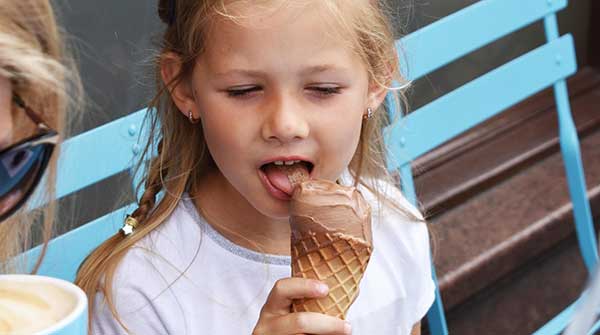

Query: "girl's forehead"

xmin=212 ymin=0 xmax=362 ymax=44
xmin=219 ymin=0 xmax=328 ymax=26
xmin=202 ymin=1 xmax=361 ymax=69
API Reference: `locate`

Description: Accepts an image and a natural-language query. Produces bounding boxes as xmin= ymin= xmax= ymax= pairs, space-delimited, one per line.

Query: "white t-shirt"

xmin=91 ymin=178 xmax=435 ymax=335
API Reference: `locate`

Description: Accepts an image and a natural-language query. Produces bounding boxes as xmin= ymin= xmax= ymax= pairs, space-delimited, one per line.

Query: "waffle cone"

xmin=288 ymin=178 xmax=373 ymax=319
xmin=290 ymin=225 xmax=372 ymax=319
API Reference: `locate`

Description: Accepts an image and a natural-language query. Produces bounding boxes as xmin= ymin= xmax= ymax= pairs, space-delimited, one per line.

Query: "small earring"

xmin=188 ymin=110 xmax=199 ymax=124
xmin=363 ymin=107 xmax=373 ymax=120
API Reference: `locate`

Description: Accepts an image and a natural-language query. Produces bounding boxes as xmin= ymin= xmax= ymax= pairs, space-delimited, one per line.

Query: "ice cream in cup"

xmin=0 ymin=275 xmax=87 ymax=335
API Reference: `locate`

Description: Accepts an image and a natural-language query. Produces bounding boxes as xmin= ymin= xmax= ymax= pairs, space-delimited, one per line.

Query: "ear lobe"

xmin=160 ymin=52 xmax=196 ymax=118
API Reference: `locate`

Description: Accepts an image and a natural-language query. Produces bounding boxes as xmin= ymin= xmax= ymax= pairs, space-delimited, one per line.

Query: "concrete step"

xmin=415 ymin=67 xmax=600 ymax=218
xmin=416 ymin=67 xmax=600 ymax=333
xmin=431 ymin=125 xmax=600 ymax=313
xmin=444 ymin=234 xmax=589 ymax=334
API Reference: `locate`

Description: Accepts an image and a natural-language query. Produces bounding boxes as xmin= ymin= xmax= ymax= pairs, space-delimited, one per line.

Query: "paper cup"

xmin=0 ymin=274 xmax=87 ymax=335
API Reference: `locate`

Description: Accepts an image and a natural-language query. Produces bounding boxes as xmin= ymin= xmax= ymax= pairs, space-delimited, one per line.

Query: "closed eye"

xmin=226 ymin=86 xmax=262 ymax=97
xmin=225 ymin=85 xmax=342 ymax=98
xmin=307 ymin=86 xmax=342 ymax=97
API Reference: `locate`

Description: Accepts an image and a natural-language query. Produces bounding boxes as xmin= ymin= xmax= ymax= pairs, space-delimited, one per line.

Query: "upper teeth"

xmin=274 ymin=160 xmax=302 ymax=166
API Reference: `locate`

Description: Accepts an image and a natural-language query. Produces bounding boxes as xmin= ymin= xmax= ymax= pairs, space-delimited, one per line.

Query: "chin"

xmin=253 ymin=197 xmax=291 ymax=220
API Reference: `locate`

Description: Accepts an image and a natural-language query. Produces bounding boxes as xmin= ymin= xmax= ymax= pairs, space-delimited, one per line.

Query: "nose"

xmin=0 ymin=77 xmax=14 ymax=150
xmin=0 ymin=118 xmax=12 ymax=150
xmin=261 ymin=93 xmax=309 ymax=144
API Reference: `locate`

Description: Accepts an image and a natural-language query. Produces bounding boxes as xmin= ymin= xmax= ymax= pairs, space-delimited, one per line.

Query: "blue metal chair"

xmin=23 ymin=109 xmax=148 ymax=281
xmin=22 ymin=0 xmax=594 ymax=334
xmin=382 ymin=0 xmax=596 ymax=334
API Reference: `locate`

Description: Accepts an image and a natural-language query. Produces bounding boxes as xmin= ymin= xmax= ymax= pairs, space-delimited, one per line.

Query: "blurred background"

xmin=52 ymin=0 xmax=598 ymax=333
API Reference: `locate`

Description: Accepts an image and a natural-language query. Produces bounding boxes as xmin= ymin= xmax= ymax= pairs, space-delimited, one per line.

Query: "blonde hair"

xmin=0 ymin=0 xmax=81 ymax=273
xmin=77 ymin=0 xmax=422 ymax=330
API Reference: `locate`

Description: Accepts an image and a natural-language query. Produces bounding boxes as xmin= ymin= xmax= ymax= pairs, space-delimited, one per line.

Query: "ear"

xmin=160 ymin=52 xmax=198 ymax=119
xmin=366 ymin=80 xmax=389 ymax=112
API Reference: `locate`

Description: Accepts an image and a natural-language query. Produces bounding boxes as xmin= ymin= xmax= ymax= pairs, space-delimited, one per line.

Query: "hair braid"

xmin=129 ymin=138 xmax=167 ymax=226
xmin=76 ymin=138 xmax=182 ymax=333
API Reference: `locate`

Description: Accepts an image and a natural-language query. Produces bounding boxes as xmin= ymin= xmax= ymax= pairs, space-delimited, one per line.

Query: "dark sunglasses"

xmin=0 ymin=94 xmax=58 ymax=222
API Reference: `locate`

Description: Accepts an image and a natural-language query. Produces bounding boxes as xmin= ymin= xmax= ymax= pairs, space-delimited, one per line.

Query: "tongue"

xmin=263 ymin=164 xmax=310 ymax=195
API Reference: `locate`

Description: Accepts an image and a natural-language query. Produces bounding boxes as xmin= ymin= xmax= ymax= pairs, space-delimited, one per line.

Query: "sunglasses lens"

xmin=0 ymin=143 xmax=52 ymax=219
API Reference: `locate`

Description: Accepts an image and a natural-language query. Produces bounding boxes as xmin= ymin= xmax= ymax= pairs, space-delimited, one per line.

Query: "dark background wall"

xmin=54 ymin=0 xmax=591 ymax=132
xmin=51 ymin=0 xmax=592 ymax=230
xmin=397 ymin=0 xmax=591 ymax=110
xmin=55 ymin=0 xmax=162 ymax=134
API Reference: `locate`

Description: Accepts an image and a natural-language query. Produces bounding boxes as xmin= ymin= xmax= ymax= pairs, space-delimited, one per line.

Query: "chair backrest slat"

xmin=55 ymin=109 xmax=148 ymax=200
xmin=25 ymin=204 xmax=133 ymax=281
xmin=399 ymin=0 xmax=567 ymax=81
xmin=385 ymin=34 xmax=576 ymax=170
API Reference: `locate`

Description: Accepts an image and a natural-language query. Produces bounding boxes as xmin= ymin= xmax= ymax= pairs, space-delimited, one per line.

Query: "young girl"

xmin=77 ymin=0 xmax=435 ymax=334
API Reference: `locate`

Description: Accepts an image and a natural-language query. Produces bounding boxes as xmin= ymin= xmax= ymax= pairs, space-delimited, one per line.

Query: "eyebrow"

xmin=300 ymin=64 xmax=350 ymax=76
xmin=213 ymin=64 xmax=350 ymax=78
xmin=213 ymin=69 xmax=263 ymax=78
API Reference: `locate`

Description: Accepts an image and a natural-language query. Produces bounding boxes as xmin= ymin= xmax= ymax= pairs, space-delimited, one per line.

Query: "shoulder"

xmin=129 ymin=197 xmax=203 ymax=273
xmin=91 ymin=198 xmax=200 ymax=334
xmin=356 ymin=177 xmax=430 ymax=267
xmin=337 ymin=170 xmax=430 ymax=263
xmin=350 ymin=175 xmax=435 ymax=327
xmin=361 ymin=177 xmax=424 ymax=222
xmin=338 ymin=168 xmax=424 ymax=220
xmin=115 ymin=197 xmax=202 ymax=289
xmin=346 ymin=173 xmax=427 ymax=242
xmin=91 ymin=245 xmax=179 ymax=335
xmin=91 ymin=245 xmax=175 ymax=334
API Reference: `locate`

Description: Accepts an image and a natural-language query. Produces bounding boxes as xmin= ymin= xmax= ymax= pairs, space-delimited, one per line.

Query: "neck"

xmin=191 ymin=169 xmax=291 ymax=256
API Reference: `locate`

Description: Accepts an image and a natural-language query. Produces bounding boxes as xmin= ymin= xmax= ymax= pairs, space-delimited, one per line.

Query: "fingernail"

xmin=317 ymin=283 xmax=329 ymax=294
xmin=344 ymin=322 xmax=352 ymax=334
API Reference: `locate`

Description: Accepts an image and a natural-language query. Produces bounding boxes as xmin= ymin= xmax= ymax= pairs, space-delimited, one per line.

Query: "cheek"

xmin=318 ymin=114 xmax=364 ymax=177
xmin=201 ymin=115 xmax=244 ymax=166
xmin=197 ymin=102 xmax=258 ymax=181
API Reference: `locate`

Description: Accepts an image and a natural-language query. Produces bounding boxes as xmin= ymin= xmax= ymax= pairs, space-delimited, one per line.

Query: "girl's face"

xmin=172 ymin=3 xmax=386 ymax=219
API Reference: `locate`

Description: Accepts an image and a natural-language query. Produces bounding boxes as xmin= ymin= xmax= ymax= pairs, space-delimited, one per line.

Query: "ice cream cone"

xmin=289 ymin=179 xmax=373 ymax=319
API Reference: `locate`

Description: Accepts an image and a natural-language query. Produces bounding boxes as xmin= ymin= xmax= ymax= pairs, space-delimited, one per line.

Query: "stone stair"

xmin=418 ymin=67 xmax=600 ymax=334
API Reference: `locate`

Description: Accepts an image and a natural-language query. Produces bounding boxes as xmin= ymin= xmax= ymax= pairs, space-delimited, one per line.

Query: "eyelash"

xmin=226 ymin=86 xmax=342 ymax=97
xmin=227 ymin=87 xmax=260 ymax=97
xmin=312 ymin=87 xmax=342 ymax=96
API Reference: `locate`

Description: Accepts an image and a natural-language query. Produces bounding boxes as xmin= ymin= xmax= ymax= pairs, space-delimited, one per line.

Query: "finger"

xmin=268 ymin=312 xmax=351 ymax=335
xmin=262 ymin=278 xmax=329 ymax=315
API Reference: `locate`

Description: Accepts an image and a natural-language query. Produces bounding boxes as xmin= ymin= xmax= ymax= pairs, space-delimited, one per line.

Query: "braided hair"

xmin=76 ymin=1 xmax=217 ymax=330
